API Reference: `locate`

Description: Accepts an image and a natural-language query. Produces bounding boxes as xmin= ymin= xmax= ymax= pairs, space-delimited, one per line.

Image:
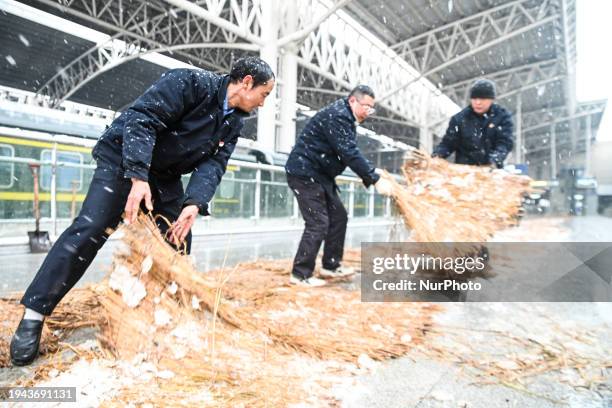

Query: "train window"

xmin=219 ymin=171 xmax=235 ymax=199
xmin=0 ymin=144 xmax=15 ymax=189
xmin=40 ymin=150 xmax=83 ymax=192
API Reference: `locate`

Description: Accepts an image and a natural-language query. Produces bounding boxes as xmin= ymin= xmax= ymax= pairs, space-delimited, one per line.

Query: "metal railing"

xmin=0 ymin=153 xmax=393 ymax=235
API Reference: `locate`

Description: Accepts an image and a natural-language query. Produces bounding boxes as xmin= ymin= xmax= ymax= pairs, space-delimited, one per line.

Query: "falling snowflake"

xmin=18 ymin=34 xmax=30 ymax=47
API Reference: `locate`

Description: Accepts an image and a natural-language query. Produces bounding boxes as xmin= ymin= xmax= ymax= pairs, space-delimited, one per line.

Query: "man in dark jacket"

xmin=10 ymin=57 xmax=275 ymax=366
xmin=432 ymin=79 xmax=514 ymax=168
xmin=285 ymin=85 xmax=393 ymax=287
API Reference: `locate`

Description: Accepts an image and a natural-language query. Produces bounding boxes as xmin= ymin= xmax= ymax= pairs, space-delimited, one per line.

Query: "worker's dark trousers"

xmin=287 ymin=175 xmax=347 ymax=279
xmin=21 ymin=160 xmax=191 ymax=316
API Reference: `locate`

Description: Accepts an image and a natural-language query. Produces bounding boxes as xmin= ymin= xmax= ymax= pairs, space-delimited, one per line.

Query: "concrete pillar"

xmin=420 ymin=93 xmax=433 ymax=154
xmin=257 ymin=0 xmax=279 ymax=152
xmin=585 ymin=114 xmax=592 ymax=177
xmin=50 ymin=142 xmax=57 ymax=236
xmin=515 ymin=93 xmax=522 ymax=163
xmin=550 ymin=123 xmax=557 ymax=180
xmin=277 ymin=1 xmax=298 ymax=154
xmin=561 ymin=0 xmax=577 ymax=165
xmin=419 ymin=127 xmax=433 ymax=154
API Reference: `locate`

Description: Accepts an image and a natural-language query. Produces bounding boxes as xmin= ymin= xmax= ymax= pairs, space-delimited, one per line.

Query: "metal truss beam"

xmin=294 ymin=0 xmax=457 ymax=128
xmin=343 ymin=1 xmax=398 ymax=44
xmin=33 ymin=0 xmax=263 ymax=105
xmin=277 ymin=0 xmax=354 ymax=47
xmin=521 ymin=105 xmax=567 ymax=132
xmin=523 ymin=108 xmax=604 ymax=133
xmin=382 ymin=0 xmax=557 ymax=101
xmin=429 ymin=99 xmax=601 ymax=159
xmin=295 ymin=85 xmax=419 ymax=148
xmin=555 ymin=0 xmax=577 ymax=107
xmin=38 ymin=37 xmax=257 ymax=107
xmin=525 ymin=134 xmax=576 ymax=155
xmin=525 ymin=130 xmax=591 ymax=156
xmin=162 ymin=0 xmax=264 ymax=45
xmin=496 ymin=75 xmax=564 ymax=101
xmin=31 ymin=0 xmax=451 ymax=133
xmin=442 ymin=59 xmax=562 ymax=104
xmin=549 ymin=0 xmax=578 ymax=154
xmin=575 ymin=100 xmax=607 ymax=115
xmin=521 ymin=100 xmax=606 ymax=134
xmin=426 ymin=60 xmax=564 ymax=131
xmin=392 ymin=0 xmax=551 ymax=72
xmin=526 ymin=141 xmax=582 ymax=157
xmin=47 ymin=0 xmax=261 ymax=43
xmin=35 ymin=0 xmax=263 ymax=45
xmin=296 ymin=65 xmax=423 ymax=141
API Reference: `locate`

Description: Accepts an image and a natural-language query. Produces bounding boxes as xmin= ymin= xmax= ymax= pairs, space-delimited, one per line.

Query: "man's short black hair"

xmin=349 ymin=85 xmax=375 ymax=99
xmin=230 ymin=57 xmax=275 ymax=88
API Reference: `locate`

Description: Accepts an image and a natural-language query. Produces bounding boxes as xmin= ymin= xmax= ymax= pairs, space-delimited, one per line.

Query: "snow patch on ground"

xmin=108 ymin=264 xmax=146 ymax=308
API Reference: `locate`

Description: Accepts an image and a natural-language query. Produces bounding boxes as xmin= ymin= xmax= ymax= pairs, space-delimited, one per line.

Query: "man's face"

xmin=349 ymin=95 xmax=376 ymax=123
xmin=236 ymin=75 xmax=275 ymax=112
xmin=471 ymin=98 xmax=493 ymax=115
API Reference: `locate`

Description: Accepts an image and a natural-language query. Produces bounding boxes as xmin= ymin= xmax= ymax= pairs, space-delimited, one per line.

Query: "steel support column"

xmin=419 ymin=127 xmax=433 ymax=154
xmin=278 ymin=1 xmax=298 ymax=153
xmin=516 ymin=92 xmax=523 ymax=163
xmin=257 ymin=0 xmax=279 ymax=152
xmin=560 ymin=0 xmax=577 ymax=164
xmin=550 ymin=124 xmax=557 ymax=180
xmin=584 ymin=114 xmax=592 ymax=176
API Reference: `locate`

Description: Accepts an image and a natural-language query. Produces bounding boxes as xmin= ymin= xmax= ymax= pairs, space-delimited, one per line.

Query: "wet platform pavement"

xmin=1 ymin=216 xmax=611 ymax=407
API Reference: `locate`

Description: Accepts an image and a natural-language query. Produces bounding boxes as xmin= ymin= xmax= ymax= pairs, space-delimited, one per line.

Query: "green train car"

xmin=0 ymin=128 xmax=95 ymax=219
xmin=0 ymin=127 xmax=386 ymax=221
xmin=0 ymin=128 xmax=297 ymax=220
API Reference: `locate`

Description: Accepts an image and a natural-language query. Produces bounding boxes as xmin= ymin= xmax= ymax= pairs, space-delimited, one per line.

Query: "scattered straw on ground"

xmin=1 ymin=214 xmax=440 ymax=407
xmin=0 ymin=288 xmax=102 ymax=369
xmin=2 ymin=207 xmax=607 ymax=406
xmin=419 ymin=319 xmax=612 ymax=402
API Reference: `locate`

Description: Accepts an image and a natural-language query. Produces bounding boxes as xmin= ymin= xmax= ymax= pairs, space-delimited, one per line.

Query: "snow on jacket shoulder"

xmin=92 ymin=68 xmax=249 ymax=215
xmin=433 ymin=103 xmax=514 ymax=168
xmin=285 ymin=98 xmax=379 ymax=189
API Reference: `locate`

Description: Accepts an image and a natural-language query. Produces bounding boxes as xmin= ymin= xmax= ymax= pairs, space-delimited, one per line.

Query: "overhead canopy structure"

xmin=344 ymin=0 xmax=605 ymax=175
xmin=0 ymin=0 xmax=606 ymax=178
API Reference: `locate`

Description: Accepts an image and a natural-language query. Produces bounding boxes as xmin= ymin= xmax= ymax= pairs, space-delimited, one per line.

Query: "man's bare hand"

xmin=124 ymin=178 xmax=153 ymax=224
xmin=168 ymin=205 xmax=199 ymax=246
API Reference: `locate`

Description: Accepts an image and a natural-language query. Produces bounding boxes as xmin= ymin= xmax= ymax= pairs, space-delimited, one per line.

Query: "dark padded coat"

xmin=92 ymin=68 xmax=249 ymax=215
xmin=433 ymin=103 xmax=514 ymax=168
xmin=285 ymin=97 xmax=379 ymax=192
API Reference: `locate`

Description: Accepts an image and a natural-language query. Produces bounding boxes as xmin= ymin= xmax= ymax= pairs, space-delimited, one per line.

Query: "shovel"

xmin=27 ymin=164 xmax=52 ymax=253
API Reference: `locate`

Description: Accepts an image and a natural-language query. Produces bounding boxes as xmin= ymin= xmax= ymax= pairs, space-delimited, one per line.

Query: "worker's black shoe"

xmin=10 ymin=319 xmax=44 ymax=366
